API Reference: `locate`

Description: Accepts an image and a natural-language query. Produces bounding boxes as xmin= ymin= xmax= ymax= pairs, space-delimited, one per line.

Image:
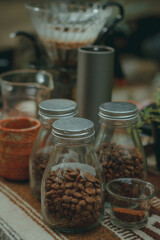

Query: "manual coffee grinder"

xmin=12 ymin=0 xmax=124 ymax=100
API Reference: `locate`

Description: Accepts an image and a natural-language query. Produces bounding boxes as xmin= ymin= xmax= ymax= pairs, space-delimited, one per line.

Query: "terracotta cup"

xmin=0 ymin=117 xmax=41 ymax=180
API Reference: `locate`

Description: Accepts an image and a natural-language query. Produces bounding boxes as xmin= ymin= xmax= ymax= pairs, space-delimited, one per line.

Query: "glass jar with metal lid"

xmin=94 ymin=101 xmax=147 ymax=203
xmin=41 ymin=117 xmax=105 ymax=233
xmin=29 ymin=99 xmax=78 ymax=199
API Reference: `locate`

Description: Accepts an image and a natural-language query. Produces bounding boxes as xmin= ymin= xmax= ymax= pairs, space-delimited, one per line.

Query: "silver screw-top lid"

xmin=52 ymin=117 xmax=95 ymax=140
xmin=99 ymin=101 xmax=139 ymax=121
xmin=38 ymin=99 xmax=78 ymax=119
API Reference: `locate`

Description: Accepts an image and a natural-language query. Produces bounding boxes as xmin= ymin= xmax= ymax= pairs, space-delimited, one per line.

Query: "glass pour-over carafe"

xmin=0 ymin=69 xmax=54 ymax=119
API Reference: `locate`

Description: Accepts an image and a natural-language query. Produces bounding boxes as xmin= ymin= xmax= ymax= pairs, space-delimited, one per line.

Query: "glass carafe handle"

xmin=10 ymin=31 xmax=41 ymax=60
xmin=94 ymin=2 xmax=124 ymax=44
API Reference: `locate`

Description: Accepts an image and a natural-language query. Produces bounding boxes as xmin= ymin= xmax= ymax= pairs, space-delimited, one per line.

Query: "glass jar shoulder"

xmin=95 ymin=122 xmax=142 ymax=149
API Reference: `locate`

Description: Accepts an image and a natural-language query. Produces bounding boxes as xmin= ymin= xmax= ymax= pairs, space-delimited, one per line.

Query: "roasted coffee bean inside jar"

xmin=96 ymin=142 xmax=145 ymax=183
xmin=95 ymin=102 xmax=147 ymax=204
xmin=45 ymin=166 xmax=103 ymax=229
xmin=33 ymin=152 xmax=50 ymax=180
xmin=29 ymin=99 xmax=78 ymax=199
xmin=41 ymin=117 xmax=105 ymax=233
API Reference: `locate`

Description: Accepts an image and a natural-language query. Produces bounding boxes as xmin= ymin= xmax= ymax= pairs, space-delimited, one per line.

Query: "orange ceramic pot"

xmin=0 ymin=117 xmax=41 ymax=180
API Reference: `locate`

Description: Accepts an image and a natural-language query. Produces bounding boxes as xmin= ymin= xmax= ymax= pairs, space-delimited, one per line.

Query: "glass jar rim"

xmin=0 ymin=69 xmax=53 ymax=89
xmin=106 ymin=178 xmax=157 ymax=201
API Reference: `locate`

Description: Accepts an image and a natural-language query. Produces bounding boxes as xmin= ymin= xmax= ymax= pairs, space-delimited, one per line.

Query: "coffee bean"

xmin=51 ymin=183 xmax=60 ymax=190
xmin=80 ymin=178 xmax=86 ymax=184
xmin=69 ymin=170 xmax=79 ymax=178
xmin=62 ymin=203 xmax=70 ymax=209
xmin=85 ymin=188 xmax=96 ymax=195
xmin=73 ymin=192 xmax=83 ymax=198
xmin=86 ymin=196 xmax=94 ymax=204
xmin=44 ymin=167 xmax=103 ymax=229
xmin=95 ymin=143 xmax=145 ymax=201
xmin=62 ymin=195 xmax=71 ymax=203
xmin=65 ymin=189 xmax=71 ymax=196
xmin=94 ymin=201 xmax=99 ymax=211
xmin=85 ymin=182 xmax=93 ymax=188
xmin=78 ymin=183 xmax=84 ymax=190
xmin=65 ymin=174 xmax=74 ymax=181
xmin=76 ymin=204 xmax=81 ymax=213
xmin=33 ymin=152 xmax=50 ymax=180
xmin=79 ymin=200 xmax=86 ymax=207
xmin=86 ymin=204 xmax=93 ymax=211
xmin=45 ymin=190 xmax=54 ymax=198
xmin=83 ymin=172 xmax=96 ymax=183
xmin=96 ymin=188 xmax=102 ymax=195
xmin=71 ymin=198 xmax=79 ymax=204
xmin=81 ymin=211 xmax=90 ymax=216
xmin=46 ymin=199 xmax=53 ymax=206
xmin=66 ymin=182 xmax=74 ymax=189
xmin=71 ymin=203 xmax=75 ymax=211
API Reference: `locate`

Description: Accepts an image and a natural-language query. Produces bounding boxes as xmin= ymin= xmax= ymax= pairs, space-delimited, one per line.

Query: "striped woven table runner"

xmin=0 ymin=172 xmax=160 ymax=240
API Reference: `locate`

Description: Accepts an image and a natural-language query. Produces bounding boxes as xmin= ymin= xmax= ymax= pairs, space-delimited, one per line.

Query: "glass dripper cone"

xmin=25 ymin=1 xmax=113 ymax=67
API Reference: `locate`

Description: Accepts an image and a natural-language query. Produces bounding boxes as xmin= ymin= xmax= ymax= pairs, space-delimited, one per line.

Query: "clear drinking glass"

xmin=106 ymin=178 xmax=157 ymax=229
xmin=0 ymin=69 xmax=54 ymax=119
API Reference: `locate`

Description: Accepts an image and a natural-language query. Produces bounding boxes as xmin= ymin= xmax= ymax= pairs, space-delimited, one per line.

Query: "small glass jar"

xmin=94 ymin=101 xmax=147 ymax=203
xmin=29 ymin=99 xmax=78 ymax=199
xmin=41 ymin=117 xmax=105 ymax=233
xmin=106 ymin=178 xmax=157 ymax=229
